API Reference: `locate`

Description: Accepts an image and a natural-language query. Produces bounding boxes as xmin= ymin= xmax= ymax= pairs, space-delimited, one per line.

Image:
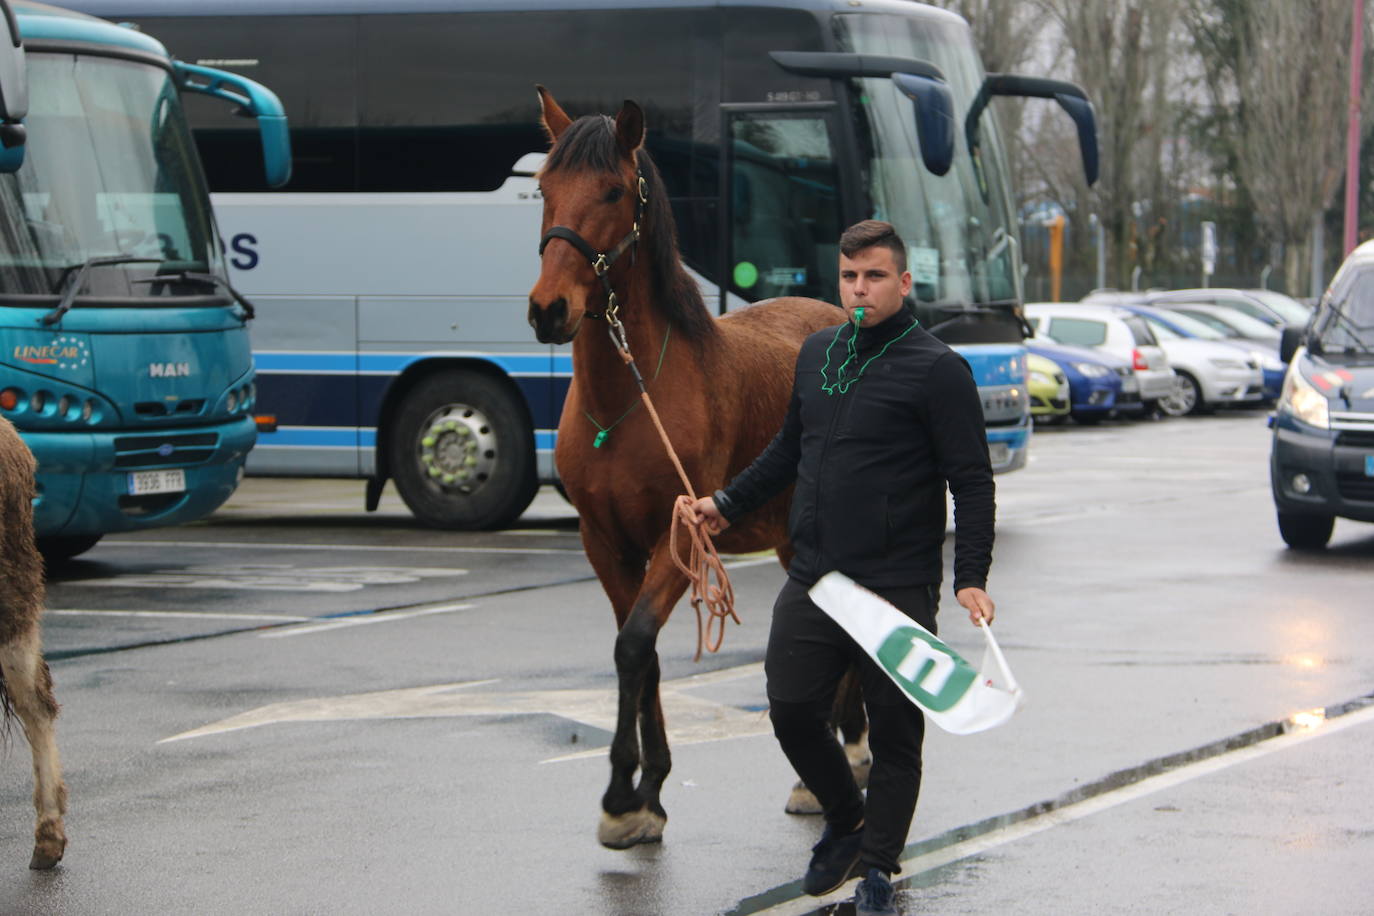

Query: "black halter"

xmin=537 ymin=171 xmax=648 ymax=321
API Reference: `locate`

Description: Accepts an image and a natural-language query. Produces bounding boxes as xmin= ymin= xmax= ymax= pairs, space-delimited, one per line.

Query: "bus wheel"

xmin=1276 ymin=511 xmax=1333 ymax=550
xmin=389 ymin=371 xmax=537 ymax=530
xmin=37 ymin=534 xmax=102 ymax=567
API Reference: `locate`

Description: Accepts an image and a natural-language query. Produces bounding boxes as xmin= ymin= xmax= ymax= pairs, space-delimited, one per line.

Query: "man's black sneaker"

xmin=801 ymin=823 xmax=864 ymax=896
xmin=854 ymin=868 xmax=898 ymax=916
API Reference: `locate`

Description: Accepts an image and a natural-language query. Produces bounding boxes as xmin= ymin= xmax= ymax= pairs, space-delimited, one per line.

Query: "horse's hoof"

xmin=29 ymin=841 xmax=64 ymax=871
xmin=598 ymin=808 xmax=666 ymax=849
xmin=785 ymin=780 xmax=823 ymax=815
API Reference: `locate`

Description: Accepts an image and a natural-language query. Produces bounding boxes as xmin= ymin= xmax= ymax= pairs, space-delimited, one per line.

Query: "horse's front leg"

xmin=599 ymin=546 xmax=688 ymax=849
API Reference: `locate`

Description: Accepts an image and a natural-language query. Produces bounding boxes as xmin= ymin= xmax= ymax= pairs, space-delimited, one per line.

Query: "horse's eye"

xmin=605 ymin=187 xmax=626 ymax=204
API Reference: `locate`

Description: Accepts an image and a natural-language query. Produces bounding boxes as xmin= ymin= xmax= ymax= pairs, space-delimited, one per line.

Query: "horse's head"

xmin=528 ymin=85 xmax=646 ymax=344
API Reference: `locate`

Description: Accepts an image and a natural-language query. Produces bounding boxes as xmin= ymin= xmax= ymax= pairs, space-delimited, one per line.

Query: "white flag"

xmin=808 ymin=572 xmax=1024 ymax=735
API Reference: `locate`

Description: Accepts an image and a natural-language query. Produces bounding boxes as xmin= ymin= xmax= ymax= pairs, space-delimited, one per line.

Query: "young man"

xmin=693 ymin=220 xmax=996 ymax=916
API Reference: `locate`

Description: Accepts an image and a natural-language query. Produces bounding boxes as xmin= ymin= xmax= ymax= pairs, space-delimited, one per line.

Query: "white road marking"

xmin=103 ymin=539 xmax=584 ymax=555
xmin=48 ymin=609 xmax=310 ymax=623
xmin=158 ymin=661 xmax=770 ymax=751
xmin=260 ymin=602 xmax=474 ymax=639
xmin=67 ymin=564 xmax=470 ymax=593
xmin=750 ymin=703 xmax=1374 ymax=915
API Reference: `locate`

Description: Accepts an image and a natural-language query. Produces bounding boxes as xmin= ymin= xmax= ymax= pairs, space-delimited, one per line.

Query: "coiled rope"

xmin=616 ymin=347 xmax=739 ymax=661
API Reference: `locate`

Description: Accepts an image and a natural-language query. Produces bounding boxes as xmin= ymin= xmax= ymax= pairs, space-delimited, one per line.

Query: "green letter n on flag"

xmin=876 ymin=627 xmax=977 ymax=712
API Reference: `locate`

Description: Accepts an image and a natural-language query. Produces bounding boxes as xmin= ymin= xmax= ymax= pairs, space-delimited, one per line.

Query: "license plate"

xmin=128 ymin=469 xmax=186 ymax=495
xmin=989 ymin=442 xmax=1011 ymax=465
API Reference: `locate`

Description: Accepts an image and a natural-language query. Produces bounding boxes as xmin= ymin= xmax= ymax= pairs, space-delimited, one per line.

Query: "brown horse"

xmin=0 ymin=416 xmax=67 ymax=869
xmin=528 ymin=86 xmax=856 ymax=848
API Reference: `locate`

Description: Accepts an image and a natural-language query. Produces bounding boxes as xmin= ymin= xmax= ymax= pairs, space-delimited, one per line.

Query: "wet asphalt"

xmin=0 ymin=410 xmax=1371 ymax=914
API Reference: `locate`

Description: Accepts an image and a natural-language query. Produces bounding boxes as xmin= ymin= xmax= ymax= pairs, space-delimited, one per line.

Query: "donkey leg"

xmin=599 ymin=552 xmax=688 ymax=849
xmin=0 ymin=628 xmax=67 ymax=869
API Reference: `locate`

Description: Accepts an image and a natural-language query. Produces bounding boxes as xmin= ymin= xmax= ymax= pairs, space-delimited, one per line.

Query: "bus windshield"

xmin=835 ymin=12 xmax=1021 ymax=312
xmin=0 ymin=53 xmax=219 ymax=297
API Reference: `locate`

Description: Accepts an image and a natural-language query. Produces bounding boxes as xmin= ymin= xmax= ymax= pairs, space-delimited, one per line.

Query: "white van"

xmin=1025 ymin=303 xmax=1177 ymax=412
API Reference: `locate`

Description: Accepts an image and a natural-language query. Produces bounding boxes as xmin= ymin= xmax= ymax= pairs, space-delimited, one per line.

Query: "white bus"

xmin=68 ymin=0 xmax=1098 ymax=529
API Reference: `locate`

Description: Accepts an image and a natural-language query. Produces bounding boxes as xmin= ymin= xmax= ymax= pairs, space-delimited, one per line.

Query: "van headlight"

xmin=1279 ymin=367 xmax=1329 ymax=429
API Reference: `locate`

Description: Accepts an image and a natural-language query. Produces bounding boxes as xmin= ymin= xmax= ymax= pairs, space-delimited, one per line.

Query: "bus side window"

xmin=160 ymin=15 xmax=359 ymax=191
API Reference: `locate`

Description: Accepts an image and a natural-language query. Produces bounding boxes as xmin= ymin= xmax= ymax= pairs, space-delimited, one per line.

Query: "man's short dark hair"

xmin=840 ymin=220 xmax=907 ymax=273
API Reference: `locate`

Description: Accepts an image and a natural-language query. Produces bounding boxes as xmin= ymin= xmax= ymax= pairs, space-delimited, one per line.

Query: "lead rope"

xmin=607 ymin=330 xmax=738 ymax=662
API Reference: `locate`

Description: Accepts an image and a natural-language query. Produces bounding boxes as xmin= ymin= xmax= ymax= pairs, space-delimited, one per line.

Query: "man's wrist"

xmin=713 ymin=488 xmax=742 ymax=522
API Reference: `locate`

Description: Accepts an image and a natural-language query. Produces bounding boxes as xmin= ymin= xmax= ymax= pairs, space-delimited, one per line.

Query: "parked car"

xmin=1113 ymin=305 xmax=1266 ymax=415
xmin=1024 ymin=303 xmax=1176 ymax=413
xmin=1084 ymin=287 xmax=1311 ymax=329
xmin=1269 ymin=241 xmax=1374 ymax=549
xmin=1118 ymin=305 xmax=1285 ymax=399
xmin=1026 ymin=352 xmax=1071 ymax=423
xmin=1025 ymin=338 xmax=1143 ymax=424
xmin=1151 ymin=302 xmax=1282 ymax=345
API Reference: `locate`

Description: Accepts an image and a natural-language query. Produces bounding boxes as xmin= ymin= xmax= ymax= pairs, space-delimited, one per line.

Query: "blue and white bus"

xmin=68 ymin=0 xmax=1098 ymax=530
xmin=0 ymin=0 xmax=290 ymax=561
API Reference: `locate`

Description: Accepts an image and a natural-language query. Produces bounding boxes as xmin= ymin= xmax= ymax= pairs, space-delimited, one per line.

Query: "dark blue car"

xmin=1025 ymin=339 xmax=1143 ymax=423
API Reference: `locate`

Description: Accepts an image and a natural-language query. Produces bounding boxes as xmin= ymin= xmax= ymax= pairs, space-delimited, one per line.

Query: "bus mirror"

xmin=172 ymin=61 xmax=292 ymax=188
xmin=1051 ymin=93 xmax=1099 ymax=186
xmin=966 ymin=75 xmax=1099 ymax=186
xmin=0 ymin=0 xmax=27 ymax=173
xmin=892 ymin=72 xmax=954 ymax=177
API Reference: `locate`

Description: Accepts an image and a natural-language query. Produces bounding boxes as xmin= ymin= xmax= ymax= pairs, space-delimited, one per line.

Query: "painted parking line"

xmin=158 ymin=660 xmax=769 ymax=748
xmin=260 ymin=602 xmax=475 ymax=639
xmin=65 ymin=564 xmax=471 ymax=593
xmin=102 ymin=539 xmax=584 ymax=555
xmin=48 ymin=609 xmax=310 ymax=623
xmin=729 ymin=698 xmax=1374 ymax=916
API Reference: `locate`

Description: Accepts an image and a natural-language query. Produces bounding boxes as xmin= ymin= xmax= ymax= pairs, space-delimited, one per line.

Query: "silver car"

xmin=1122 ymin=307 xmax=1266 ymax=415
xmin=1025 ymin=303 xmax=1177 ymax=412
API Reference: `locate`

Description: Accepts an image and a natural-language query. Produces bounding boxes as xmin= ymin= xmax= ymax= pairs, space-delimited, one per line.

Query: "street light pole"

xmin=1344 ymin=0 xmax=1365 ymax=256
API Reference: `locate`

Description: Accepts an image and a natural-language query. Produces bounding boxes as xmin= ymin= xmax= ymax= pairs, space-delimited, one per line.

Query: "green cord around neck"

xmin=819 ymin=317 xmax=917 ymax=395
xmin=585 ymin=324 xmax=672 ymax=448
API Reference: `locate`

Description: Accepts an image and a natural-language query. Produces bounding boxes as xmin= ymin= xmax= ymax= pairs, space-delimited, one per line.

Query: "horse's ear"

xmin=614 ymin=100 xmax=645 ymax=158
xmin=536 ymin=84 xmax=573 ymax=142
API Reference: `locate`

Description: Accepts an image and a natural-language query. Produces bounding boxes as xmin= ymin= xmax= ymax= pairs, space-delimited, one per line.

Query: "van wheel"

xmin=389 ymin=371 xmax=537 ymax=530
xmin=1276 ymin=511 xmax=1333 ymax=549
xmin=37 ymin=534 xmax=102 ymax=566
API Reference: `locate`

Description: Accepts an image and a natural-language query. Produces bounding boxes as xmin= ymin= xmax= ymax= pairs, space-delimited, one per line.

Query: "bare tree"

xmin=1026 ymin=0 xmax=1182 ymax=289
xmin=1191 ymin=0 xmax=1370 ymax=294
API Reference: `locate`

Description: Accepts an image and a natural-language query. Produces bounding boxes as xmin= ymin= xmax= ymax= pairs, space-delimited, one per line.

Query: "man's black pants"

xmin=766 ymin=575 xmax=938 ymax=876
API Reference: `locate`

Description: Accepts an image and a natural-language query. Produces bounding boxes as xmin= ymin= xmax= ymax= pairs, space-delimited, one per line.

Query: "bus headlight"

xmin=1279 ymin=367 xmax=1329 ymax=429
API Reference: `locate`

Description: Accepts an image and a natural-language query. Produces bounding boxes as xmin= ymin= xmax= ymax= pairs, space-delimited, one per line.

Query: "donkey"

xmin=528 ymin=86 xmax=869 ymax=848
xmin=0 ymin=416 xmax=66 ymax=869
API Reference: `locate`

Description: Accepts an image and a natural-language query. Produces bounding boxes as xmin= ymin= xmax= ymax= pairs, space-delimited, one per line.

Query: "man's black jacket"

xmin=715 ymin=309 xmax=995 ymax=593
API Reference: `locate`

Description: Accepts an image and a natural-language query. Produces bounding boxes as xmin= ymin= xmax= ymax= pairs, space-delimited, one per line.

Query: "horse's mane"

xmin=545 ymin=115 xmax=718 ymax=343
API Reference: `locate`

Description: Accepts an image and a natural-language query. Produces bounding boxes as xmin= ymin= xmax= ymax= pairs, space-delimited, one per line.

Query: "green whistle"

xmin=593 ymin=430 xmax=608 ymax=448
xmin=854 ymin=306 xmax=865 ymax=324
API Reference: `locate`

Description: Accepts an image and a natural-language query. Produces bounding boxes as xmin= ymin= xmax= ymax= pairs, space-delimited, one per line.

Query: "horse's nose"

xmin=528 ymin=296 xmax=568 ymax=344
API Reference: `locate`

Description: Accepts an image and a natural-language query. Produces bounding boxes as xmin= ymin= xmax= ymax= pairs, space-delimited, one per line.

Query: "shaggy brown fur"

xmin=530 ymin=87 xmax=857 ymax=848
xmin=0 ymin=417 xmax=66 ymax=869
